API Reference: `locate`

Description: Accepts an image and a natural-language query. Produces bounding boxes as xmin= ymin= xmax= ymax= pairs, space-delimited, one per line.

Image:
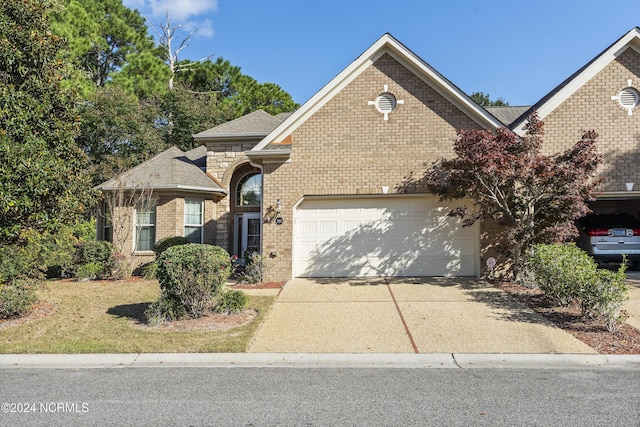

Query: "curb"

xmin=1 ymin=353 xmax=639 ymax=369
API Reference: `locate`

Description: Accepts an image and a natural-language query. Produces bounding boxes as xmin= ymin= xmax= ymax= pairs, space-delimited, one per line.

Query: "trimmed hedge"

xmin=148 ymin=244 xmax=232 ymax=322
xmin=529 ymin=243 xmax=629 ymax=331
xmin=153 ymin=236 xmax=191 ymax=256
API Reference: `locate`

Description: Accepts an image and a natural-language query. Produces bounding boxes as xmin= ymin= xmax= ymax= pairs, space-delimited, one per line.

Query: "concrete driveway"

xmin=624 ymin=272 xmax=640 ymax=331
xmin=248 ymin=277 xmax=596 ymax=354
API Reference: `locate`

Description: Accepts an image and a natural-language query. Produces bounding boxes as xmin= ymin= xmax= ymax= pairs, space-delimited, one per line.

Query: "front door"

xmin=238 ymin=212 xmax=261 ymax=262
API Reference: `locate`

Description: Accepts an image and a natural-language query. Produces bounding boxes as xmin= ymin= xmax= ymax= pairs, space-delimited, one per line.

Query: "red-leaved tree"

xmin=421 ymin=113 xmax=604 ymax=279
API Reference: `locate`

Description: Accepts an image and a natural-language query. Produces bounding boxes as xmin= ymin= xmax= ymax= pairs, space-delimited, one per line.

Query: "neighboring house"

xmin=96 ymin=28 xmax=640 ymax=281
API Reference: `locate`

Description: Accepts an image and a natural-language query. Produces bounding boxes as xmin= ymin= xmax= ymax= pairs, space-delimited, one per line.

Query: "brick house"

xmin=96 ymin=28 xmax=640 ymax=281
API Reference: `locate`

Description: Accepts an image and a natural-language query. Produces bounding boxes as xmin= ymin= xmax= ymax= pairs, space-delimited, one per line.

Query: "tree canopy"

xmin=49 ymin=3 xmax=299 ymax=185
xmin=0 ymin=0 xmax=94 ymax=243
xmin=404 ymin=113 xmax=603 ymax=279
xmin=470 ymin=91 xmax=509 ymax=107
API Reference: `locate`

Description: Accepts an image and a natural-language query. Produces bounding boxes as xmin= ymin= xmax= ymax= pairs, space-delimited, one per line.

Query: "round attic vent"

xmin=375 ymin=92 xmax=397 ymax=114
xmin=618 ymin=87 xmax=640 ymax=109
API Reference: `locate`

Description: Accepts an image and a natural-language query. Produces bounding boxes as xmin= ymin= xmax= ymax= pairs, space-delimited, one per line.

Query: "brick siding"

xmin=261 ymin=54 xmax=483 ymax=280
xmin=541 ymin=48 xmax=640 ymax=192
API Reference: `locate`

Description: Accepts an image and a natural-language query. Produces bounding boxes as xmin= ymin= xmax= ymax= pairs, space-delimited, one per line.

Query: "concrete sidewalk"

xmin=248 ymin=278 xmax=597 ymax=354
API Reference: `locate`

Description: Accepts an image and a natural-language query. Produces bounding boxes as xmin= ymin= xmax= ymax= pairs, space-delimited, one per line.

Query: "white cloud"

xmin=189 ymin=19 xmax=214 ymax=39
xmin=147 ymin=0 xmax=218 ymax=21
xmin=122 ymin=0 xmax=218 ymax=40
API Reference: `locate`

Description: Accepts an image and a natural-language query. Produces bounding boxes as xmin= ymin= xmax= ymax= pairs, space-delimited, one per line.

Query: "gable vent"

xmin=619 ymin=88 xmax=640 ymax=109
xmin=375 ymin=93 xmax=397 ymax=113
xmin=368 ymin=86 xmax=404 ymax=120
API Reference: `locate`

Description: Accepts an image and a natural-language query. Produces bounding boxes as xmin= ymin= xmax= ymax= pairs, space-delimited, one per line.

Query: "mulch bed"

xmin=496 ymin=281 xmax=640 ymax=354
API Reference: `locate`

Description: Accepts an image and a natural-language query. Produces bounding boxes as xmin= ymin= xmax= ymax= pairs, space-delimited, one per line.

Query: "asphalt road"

xmin=1 ymin=367 xmax=639 ymax=426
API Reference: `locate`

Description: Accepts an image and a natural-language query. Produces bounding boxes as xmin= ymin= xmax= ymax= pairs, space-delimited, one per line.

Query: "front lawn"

xmin=0 ymin=279 xmax=275 ymax=353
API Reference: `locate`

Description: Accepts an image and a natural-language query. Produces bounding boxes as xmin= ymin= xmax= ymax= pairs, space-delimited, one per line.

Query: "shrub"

xmin=75 ymin=262 xmax=103 ymax=281
xmin=215 ymin=289 xmax=248 ymax=314
xmin=529 ymin=243 xmax=596 ymax=306
xmin=0 ymin=279 xmax=38 ymax=319
xmin=0 ymin=245 xmax=33 ymax=284
xmin=153 ymin=236 xmax=191 ymax=256
xmin=142 ymin=261 xmax=158 ymax=280
xmin=153 ymin=244 xmax=232 ymax=319
xmin=581 ymin=264 xmax=629 ymax=332
xmin=111 ymin=252 xmax=130 ymax=279
xmin=76 ymin=240 xmax=115 ymax=277
xmin=240 ymin=252 xmax=273 ymax=284
xmin=529 ymin=243 xmax=630 ymax=331
xmin=144 ymin=296 xmax=188 ymax=325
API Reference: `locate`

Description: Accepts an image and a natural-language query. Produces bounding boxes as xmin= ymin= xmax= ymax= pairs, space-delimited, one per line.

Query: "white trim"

xmin=513 ymin=28 xmax=640 ymax=135
xmin=133 ymin=205 xmax=156 ymax=253
xmin=235 ymin=172 xmax=262 ymax=208
xmin=184 ymin=198 xmax=204 ymax=244
xmin=233 ymin=211 xmax=262 ymax=265
xmin=595 ymin=191 xmax=640 ymax=200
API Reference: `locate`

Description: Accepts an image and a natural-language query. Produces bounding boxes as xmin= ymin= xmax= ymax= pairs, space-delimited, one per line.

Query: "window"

xmin=135 ymin=205 xmax=156 ymax=251
xmin=102 ymin=203 xmax=112 ymax=242
xmin=184 ymin=199 xmax=203 ymax=243
xmin=236 ymin=173 xmax=262 ymax=206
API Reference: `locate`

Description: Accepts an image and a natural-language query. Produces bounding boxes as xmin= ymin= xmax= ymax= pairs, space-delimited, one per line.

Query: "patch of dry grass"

xmin=0 ymin=279 xmax=275 ymax=353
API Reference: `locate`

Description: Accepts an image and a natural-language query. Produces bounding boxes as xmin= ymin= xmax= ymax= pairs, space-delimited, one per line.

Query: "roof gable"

xmin=511 ymin=27 xmax=640 ymax=134
xmin=95 ymin=146 xmax=226 ymax=195
xmin=249 ymin=33 xmax=502 ymax=155
xmin=193 ymin=109 xmax=290 ymax=140
xmin=485 ymin=106 xmax=531 ymax=126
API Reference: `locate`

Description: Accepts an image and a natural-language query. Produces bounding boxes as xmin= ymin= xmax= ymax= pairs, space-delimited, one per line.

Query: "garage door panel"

xmin=297 ymin=221 xmax=317 ymax=235
xmin=294 ymin=197 xmax=478 ymax=277
xmin=318 ymin=221 xmax=337 ymax=234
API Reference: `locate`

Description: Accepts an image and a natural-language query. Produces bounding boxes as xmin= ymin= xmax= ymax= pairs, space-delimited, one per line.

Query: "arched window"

xmin=236 ymin=173 xmax=262 ymax=206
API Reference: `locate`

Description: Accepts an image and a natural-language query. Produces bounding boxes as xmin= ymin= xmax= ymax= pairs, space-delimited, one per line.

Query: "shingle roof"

xmin=95 ymin=146 xmax=226 ymax=195
xmin=193 ymin=110 xmax=290 ymax=139
xmin=485 ymin=106 xmax=531 ymax=126
xmin=184 ymin=145 xmax=207 ymax=168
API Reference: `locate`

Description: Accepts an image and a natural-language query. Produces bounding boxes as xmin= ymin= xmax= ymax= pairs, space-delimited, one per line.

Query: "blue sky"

xmin=123 ymin=0 xmax=640 ymax=106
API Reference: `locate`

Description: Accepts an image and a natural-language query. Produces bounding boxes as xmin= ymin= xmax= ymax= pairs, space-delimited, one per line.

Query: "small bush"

xmin=144 ymin=296 xmax=188 ymax=325
xmin=0 ymin=245 xmax=32 ymax=283
xmin=142 ymin=261 xmax=158 ymax=280
xmin=240 ymin=253 xmax=273 ymax=284
xmin=153 ymin=236 xmax=191 ymax=256
xmin=76 ymin=241 xmax=115 ymax=277
xmin=153 ymin=244 xmax=232 ymax=319
xmin=529 ymin=243 xmax=630 ymax=331
xmin=0 ymin=279 xmax=38 ymax=319
xmin=529 ymin=243 xmax=597 ymax=306
xmin=75 ymin=263 xmax=103 ymax=281
xmin=111 ymin=252 xmax=130 ymax=279
xmin=582 ymin=264 xmax=629 ymax=332
xmin=215 ymin=289 xmax=248 ymax=314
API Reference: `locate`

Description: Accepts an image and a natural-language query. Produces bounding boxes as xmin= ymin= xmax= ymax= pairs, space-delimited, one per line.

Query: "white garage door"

xmin=294 ymin=196 xmax=478 ymax=277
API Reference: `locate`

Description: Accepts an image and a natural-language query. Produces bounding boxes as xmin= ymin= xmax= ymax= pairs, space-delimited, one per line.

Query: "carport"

xmin=589 ymin=192 xmax=640 ymax=218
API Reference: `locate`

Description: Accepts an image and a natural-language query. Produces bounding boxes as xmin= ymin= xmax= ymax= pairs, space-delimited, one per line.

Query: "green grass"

xmin=0 ymin=279 xmax=275 ymax=353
